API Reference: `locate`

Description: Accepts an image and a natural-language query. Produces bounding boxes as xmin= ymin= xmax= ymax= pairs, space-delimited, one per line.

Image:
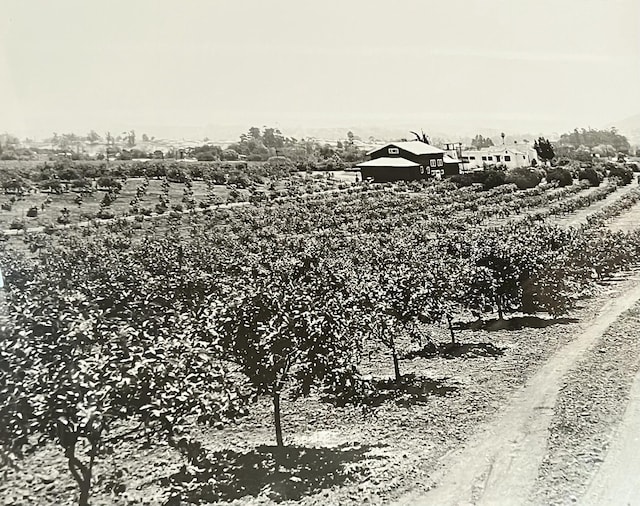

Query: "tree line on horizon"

xmin=0 ymin=126 xmax=635 ymax=166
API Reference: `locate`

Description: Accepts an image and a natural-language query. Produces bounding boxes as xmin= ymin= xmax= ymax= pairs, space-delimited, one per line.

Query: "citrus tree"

xmin=0 ymin=236 xmax=247 ymax=506
xmin=211 ymin=242 xmax=367 ymax=447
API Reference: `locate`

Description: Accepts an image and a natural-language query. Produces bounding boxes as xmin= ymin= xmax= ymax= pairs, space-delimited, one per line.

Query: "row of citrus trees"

xmin=2 ymin=201 xmax=640 ymax=504
xmin=222 ymin=177 xmax=613 ymax=238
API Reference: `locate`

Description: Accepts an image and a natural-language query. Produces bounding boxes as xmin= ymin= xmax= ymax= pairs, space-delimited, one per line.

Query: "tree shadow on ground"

xmin=363 ymin=373 xmax=459 ymax=407
xmin=404 ymin=342 xmax=504 ymax=360
xmin=161 ymin=443 xmax=384 ymax=504
xmin=439 ymin=342 xmax=505 ymax=358
xmin=456 ymin=316 xmax=579 ymax=332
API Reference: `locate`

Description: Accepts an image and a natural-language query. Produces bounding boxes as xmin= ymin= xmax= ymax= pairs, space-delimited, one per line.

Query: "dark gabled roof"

xmin=367 ymin=141 xmax=445 ymax=156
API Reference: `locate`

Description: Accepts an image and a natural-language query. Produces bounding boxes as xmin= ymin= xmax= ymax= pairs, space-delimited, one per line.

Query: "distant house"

xmin=461 ymin=144 xmax=539 ymax=171
xmin=354 ymin=141 xmax=446 ymax=182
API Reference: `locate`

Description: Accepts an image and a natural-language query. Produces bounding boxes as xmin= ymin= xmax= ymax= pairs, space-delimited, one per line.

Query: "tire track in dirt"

xmin=394 ymin=274 xmax=640 ymax=506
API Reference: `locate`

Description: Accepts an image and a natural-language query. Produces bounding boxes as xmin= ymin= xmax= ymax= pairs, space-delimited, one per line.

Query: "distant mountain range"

xmin=609 ymin=113 xmax=640 ymax=146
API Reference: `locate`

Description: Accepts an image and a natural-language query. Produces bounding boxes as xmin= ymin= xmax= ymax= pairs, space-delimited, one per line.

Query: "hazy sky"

xmin=1 ymin=0 xmax=639 ymax=139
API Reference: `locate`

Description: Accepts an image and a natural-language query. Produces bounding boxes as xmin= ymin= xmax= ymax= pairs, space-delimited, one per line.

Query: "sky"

xmin=1 ymin=0 xmax=639 ymax=140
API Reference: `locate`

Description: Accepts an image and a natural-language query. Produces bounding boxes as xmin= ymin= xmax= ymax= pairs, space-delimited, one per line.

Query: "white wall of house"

xmin=460 ymin=145 xmax=539 ymax=172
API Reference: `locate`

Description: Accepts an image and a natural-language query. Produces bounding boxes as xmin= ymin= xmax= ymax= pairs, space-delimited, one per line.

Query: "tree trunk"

xmin=446 ymin=314 xmax=456 ymax=345
xmin=78 ymin=482 xmax=90 ymax=506
xmin=67 ymin=453 xmax=91 ymax=506
xmin=496 ymin=296 xmax=504 ymax=320
xmin=392 ymin=349 xmax=401 ymax=384
xmin=273 ymin=392 xmax=284 ymax=448
xmin=520 ymin=273 xmax=536 ymax=314
xmin=388 ymin=333 xmax=402 ymax=383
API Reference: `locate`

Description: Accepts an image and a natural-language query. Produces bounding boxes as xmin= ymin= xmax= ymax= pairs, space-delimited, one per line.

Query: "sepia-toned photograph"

xmin=1 ymin=0 xmax=640 ymax=504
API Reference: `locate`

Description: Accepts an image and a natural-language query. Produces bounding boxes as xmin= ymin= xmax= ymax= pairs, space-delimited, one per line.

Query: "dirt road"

xmin=395 ymin=275 xmax=640 ymax=506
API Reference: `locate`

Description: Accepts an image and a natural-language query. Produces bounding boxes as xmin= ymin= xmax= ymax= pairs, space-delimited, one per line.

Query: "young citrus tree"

xmin=357 ymin=257 xmax=427 ymax=383
xmin=211 ymin=243 xmax=367 ymax=447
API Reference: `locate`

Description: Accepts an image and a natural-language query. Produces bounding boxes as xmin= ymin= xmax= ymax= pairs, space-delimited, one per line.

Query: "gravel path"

xmin=582 ymin=354 xmax=640 ymax=505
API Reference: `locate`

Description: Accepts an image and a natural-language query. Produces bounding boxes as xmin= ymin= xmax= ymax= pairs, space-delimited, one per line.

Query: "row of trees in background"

xmin=0 ymin=131 xmax=158 ymax=161
xmin=198 ymin=126 xmax=365 ymax=169
xmin=451 ymin=161 xmax=634 ymax=191
xmin=0 ymin=159 xmax=300 ymax=191
xmin=555 ymin=127 xmax=632 ymax=160
xmin=533 ymin=137 xmax=556 ymax=165
xmin=0 ymin=126 xmax=367 ymax=169
xmin=470 ymin=134 xmax=495 ymax=149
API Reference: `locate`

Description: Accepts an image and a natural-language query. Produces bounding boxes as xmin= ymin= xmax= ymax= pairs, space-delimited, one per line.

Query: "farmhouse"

xmin=355 ymin=141 xmax=449 ymax=182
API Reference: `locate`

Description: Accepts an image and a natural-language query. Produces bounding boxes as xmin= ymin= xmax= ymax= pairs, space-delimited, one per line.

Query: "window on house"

xmin=430 ymin=159 xmax=437 ymax=168
xmin=482 ymin=156 xmax=487 ymax=161
xmin=388 ymin=147 xmax=399 ymax=155
xmin=470 ymin=156 xmax=476 ymax=160
xmin=487 ymin=156 xmax=493 ymax=161
xmin=462 ymin=157 xmax=469 ymax=162
xmin=505 ymin=155 xmax=511 ymax=161
xmin=437 ymin=159 xmax=443 ymax=167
